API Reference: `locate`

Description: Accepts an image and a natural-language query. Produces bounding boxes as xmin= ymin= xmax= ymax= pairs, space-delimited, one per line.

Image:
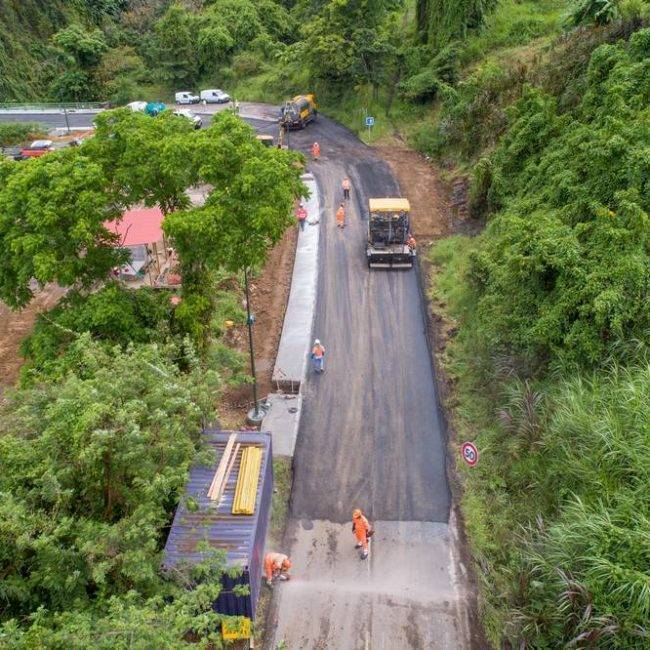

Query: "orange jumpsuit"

xmin=312 ymin=142 xmax=320 ymax=159
xmin=352 ymin=512 xmax=371 ymax=551
xmin=336 ymin=205 xmax=345 ymax=228
xmin=264 ymin=552 xmax=291 ymax=581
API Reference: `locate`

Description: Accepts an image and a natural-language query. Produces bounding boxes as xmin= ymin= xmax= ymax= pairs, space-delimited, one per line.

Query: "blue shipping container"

xmin=162 ymin=430 xmax=273 ymax=620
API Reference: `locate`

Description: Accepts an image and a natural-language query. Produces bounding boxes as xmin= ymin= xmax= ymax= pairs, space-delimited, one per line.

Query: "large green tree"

xmin=154 ymin=2 xmax=198 ymax=86
xmin=0 ymin=336 xmax=219 ymax=617
xmin=0 ymin=152 xmax=126 ymax=308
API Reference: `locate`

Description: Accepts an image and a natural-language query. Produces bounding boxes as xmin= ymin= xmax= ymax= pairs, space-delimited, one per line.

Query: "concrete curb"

xmin=0 ymin=109 xmax=104 ymax=115
xmin=262 ymin=173 xmax=320 ymax=458
xmin=271 ymin=173 xmax=320 ymax=392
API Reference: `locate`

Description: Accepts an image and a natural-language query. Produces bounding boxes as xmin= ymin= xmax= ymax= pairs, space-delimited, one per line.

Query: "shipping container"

xmin=162 ymin=431 xmax=273 ymax=620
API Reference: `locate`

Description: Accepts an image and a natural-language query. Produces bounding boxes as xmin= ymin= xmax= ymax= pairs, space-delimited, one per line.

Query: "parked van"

xmin=175 ymin=91 xmax=199 ymax=104
xmin=200 ymin=89 xmax=231 ymax=104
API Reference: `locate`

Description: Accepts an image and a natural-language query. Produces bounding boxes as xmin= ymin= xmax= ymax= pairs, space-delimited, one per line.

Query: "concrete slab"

xmin=272 ymin=173 xmax=320 ymax=392
xmin=265 ymin=520 xmax=474 ymax=649
xmin=261 ymin=393 xmax=303 ymax=457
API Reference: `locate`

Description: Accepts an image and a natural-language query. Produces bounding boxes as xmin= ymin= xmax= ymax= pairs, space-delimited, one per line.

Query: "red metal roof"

xmin=105 ymin=207 xmax=164 ymax=247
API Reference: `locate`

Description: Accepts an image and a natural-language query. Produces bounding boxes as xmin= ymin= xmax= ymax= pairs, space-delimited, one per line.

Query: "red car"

xmin=14 ymin=139 xmax=54 ymax=160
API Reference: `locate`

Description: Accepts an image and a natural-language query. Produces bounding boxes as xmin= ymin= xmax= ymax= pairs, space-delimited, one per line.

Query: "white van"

xmin=200 ymin=88 xmax=231 ymax=104
xmin=175 ymin=91 xmax=199 ymax=105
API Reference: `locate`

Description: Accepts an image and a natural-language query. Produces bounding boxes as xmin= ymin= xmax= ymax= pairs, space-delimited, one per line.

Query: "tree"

xmin=0 ymin=336 xmax=220 ymax=617
xmin=53 ymin=24 xmax=107 ymax=69
xmin=163 ymin=112 xmax=306 ymax=350
xmin=301 ymin=0 xmax=403 ymax=86
xmin=0 ymin=151 xmax=126 ymax=308
xmin=154 ymin=3 xmax=198 ymax=86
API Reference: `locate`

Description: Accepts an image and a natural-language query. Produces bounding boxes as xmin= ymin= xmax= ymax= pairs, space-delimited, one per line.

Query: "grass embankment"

xmin=426 ymin=21 xmax=650 ymax=648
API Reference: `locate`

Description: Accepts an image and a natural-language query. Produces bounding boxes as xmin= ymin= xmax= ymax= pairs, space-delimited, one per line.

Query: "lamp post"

xmin=244 ymin=267 xmax=267 ymax=425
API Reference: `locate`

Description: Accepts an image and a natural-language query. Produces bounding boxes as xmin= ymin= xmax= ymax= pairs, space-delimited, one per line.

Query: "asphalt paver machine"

xmin=366 ymin=198 xmax=415 ymax=269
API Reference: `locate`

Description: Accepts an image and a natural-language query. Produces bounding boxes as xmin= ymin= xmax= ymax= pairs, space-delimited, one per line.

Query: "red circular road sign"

xmin=461 ymin=441 xmax=479 ymax=467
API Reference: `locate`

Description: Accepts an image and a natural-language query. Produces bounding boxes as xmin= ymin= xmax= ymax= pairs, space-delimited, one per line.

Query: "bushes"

xmin=0 ymin=123 xmax=46 ymax=147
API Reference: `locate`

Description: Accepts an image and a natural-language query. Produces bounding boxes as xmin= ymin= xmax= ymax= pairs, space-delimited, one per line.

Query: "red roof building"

xmin=105 ymin=207 xmax=166 ymax=278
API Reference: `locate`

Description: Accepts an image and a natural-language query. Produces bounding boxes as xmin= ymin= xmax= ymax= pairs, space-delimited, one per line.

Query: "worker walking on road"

xmin=352 ymin=508 xmax=373 ymax=559
xmin=342 ymin=177 xmax=351 ymax=200
xmin=311 ymin=141 xmax=320 ymax=161
xmin=311 ymin=338 xmax=326 ymax=373
xmin=296 ymin=203 xmax=307 ymax=231
xmin=264 ymin=552 xmax=292 ymax=586
xmin=336 ymin=202 xmax=346 ymax=228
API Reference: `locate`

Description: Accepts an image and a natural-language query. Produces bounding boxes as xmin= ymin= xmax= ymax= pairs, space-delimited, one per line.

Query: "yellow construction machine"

xmin=279 ymin=94 xmax=317 ymax=129
xmin=366 ymin=198 xmax=415 ymax=269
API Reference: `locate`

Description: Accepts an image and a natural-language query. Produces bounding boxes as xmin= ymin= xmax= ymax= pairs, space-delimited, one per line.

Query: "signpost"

xmin=365 ymin=115 xmax=375 ymax=139
xmin=461 ymin=441 xmax=479 ymax=467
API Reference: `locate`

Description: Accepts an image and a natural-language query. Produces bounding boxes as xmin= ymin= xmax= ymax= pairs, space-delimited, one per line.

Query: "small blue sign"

xmin=365 ymin=116 xmax=375 ymax=127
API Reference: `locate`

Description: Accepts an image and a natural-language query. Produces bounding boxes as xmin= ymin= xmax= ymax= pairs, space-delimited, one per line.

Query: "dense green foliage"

xmin=428 ymin=22 xmax=649 ymax=649
xmin=0 ymin=150 xmax=126 ymax=307
xmin=0 ymin=123 xmax=47 ymax=146
xmin=0 ymin=337 xmax=244 ymax=647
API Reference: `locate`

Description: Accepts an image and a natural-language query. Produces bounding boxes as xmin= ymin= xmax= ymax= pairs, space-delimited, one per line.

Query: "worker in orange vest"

xmin=336 ymin=202 xmax=345 ymax=228
xmin=352 ymin=508 xmax=373 ymax=559
xmin=264 ymin=552 xmax=292 ymax=586
xmin=296 ymin=203 xmax=307 ymax=231
xmin=311 ymin=141 xmax=320 ymax=160
xmin=342 ymin=177 xmax=351 ymax=200
xmin=311 ymin=338 xmax=326 ymax=373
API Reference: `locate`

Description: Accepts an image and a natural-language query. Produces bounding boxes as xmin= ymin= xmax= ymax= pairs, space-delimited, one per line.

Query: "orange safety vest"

xmin=312 ymin=344 xmax=325 ymax=358
xmin=312 ymin=143 xmax=320 ymax=156
xmin=342 ymin=178 xmax=351 ymax=191
xmin=336 ymin=206 xmax=345 ymax=224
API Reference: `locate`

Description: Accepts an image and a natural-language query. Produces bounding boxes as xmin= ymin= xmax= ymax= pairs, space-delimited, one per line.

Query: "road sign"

xmin=365 ymin=116 xmax=375 ymax=127
xmin=461 ymin=441 xmax=479 ymax=467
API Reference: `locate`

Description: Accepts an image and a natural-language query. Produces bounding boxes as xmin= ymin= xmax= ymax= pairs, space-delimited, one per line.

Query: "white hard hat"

xmin=314 ymin=339 xmax=320 ymax=345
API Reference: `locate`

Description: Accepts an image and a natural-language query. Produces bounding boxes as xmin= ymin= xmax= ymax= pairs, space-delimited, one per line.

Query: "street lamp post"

xmin=244 ymin=267 xmax=267 ymax=425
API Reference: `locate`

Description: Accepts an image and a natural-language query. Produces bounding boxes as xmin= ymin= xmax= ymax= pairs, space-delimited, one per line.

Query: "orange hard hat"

xmin=352 ymin=509 xmax=362 ymax=519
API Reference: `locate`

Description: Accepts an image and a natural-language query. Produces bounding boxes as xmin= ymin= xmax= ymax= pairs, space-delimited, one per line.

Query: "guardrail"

xmin=0 ymin=102 xmax=106 ymax=111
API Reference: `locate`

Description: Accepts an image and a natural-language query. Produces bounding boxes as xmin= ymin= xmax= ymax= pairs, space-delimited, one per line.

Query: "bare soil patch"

xmin=218 ymin=224 xmax=298 ymax=427
xmin=0 ymin=285 xmax=65 ymax=390
xmin=374 ymin=144 xmax=452 ymax=242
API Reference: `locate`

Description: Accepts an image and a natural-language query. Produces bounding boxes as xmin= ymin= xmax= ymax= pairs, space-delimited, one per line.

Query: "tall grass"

xmin=429 ymin=237 xmax=650 ymax=647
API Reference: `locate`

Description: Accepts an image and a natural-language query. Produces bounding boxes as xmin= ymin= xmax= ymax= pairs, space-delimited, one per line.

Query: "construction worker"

xmin=406 ymin=233 xmax=417 ymax=251
xmin=311 ymin=141 xmax=320 ymax=161
xmin=311 ymin=338 xmax=326 ymax=373
xmin=296 ymin=204 xmax=307 ymax=231
xmin=264 ymin=552 xmax=292 ymax=586
xmin=352 ymin=509 xmax=373 ymax=559
xmin=336 ymin=202 xmax=345 ymax=228
xmin=342 ymin=177 xmax=351 ymax=200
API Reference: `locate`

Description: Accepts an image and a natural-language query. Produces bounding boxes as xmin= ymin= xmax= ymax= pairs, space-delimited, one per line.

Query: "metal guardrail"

xmin=0 ymin=102 xmax=105 ymax=111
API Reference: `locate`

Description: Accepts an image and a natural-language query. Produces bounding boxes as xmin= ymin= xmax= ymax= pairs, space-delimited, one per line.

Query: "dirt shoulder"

xmin=374 ymin=143 xmax=452 ymax=241
xmin=218 ymin=224 xmax=298 ymax=428
xmin=0 ymin=285 xmax=65 ymax=392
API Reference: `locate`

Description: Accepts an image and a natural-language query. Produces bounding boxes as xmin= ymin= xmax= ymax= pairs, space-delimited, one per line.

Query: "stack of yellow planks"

xmin=232 ymin=446 xmax=262 ymax=515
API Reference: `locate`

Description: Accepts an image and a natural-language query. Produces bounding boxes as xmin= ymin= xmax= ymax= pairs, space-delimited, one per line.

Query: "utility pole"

xmin=244 ymin=267 xmax=267 ymax=425
xmin=63 ymin=107 xmax=71 ymax=135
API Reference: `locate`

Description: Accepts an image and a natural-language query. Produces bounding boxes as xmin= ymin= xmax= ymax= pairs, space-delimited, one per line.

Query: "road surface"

xmin=265 ymin=117 xmax=476 ymax=648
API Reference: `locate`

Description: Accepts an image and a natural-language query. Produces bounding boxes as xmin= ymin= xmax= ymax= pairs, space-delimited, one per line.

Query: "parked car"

xmin=200 ymin=89 xmax=231 ymax=104
xmin=175 ymin=91 xmax=200 ymax=104
xmin=126 ymin=101 xmax=166 ymax=116
xmin=13 ymin=140 xmax=54 ymax=160
xmin=173 ymin=109 xmax=202 ymax=129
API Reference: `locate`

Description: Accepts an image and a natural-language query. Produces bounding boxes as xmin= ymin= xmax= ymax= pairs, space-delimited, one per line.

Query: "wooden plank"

xmin=213 ymin=442 xmax=240 ymax=505
xmin=207 ymin=433 xmax=236 ymax=500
